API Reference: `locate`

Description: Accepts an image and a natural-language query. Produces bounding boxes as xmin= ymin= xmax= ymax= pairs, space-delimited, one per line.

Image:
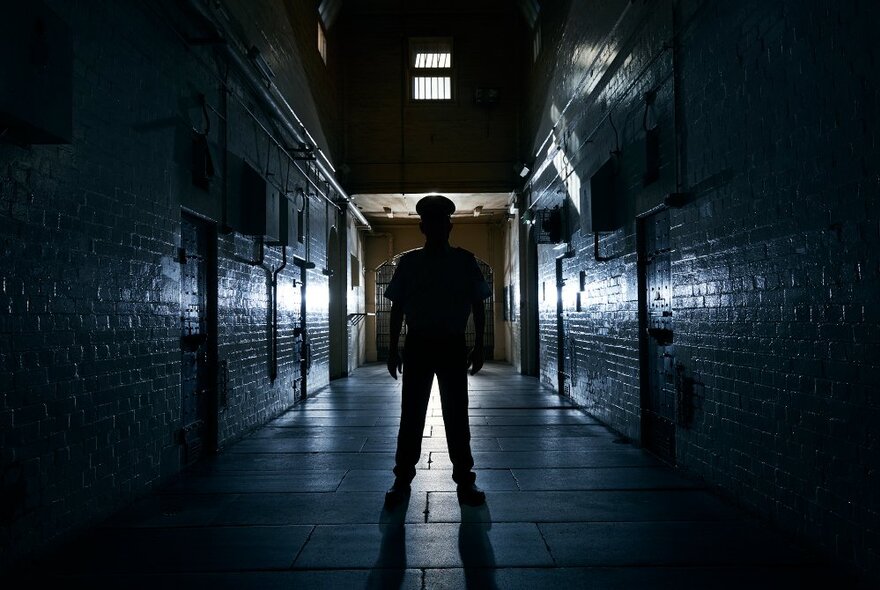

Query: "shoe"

xmin=456 ymin=483 xmax=486 ymax=506
xmin=384 ymin=481 xmax=411 ymax=507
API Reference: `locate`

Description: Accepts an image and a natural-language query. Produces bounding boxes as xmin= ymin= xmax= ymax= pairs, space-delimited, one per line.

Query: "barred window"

xmin=410 ymin=38 xmax=453 ymax=101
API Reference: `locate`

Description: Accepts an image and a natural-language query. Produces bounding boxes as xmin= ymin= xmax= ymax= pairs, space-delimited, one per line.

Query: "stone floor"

xmin=10 ymin=362 xmax=867 ymax=589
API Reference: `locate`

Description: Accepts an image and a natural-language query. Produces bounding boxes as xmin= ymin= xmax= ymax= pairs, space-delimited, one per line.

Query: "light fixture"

xmin=383 ymin=206 xmax=393 ymax=219
xmin=519 ymin=164 xmax=530 ymax=178
xmin=473 ymin=206 xmax=482 ymax=217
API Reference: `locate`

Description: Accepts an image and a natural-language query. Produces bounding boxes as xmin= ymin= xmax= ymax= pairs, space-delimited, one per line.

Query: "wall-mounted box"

xmin=580 ymin=156 xmax=625 ymax=233
xmin=227 ymin=154 xmax=280 ymax=241
xmin=180 ymin=135 xmax=221 ymax=223
xmin=0 ymin=2 xmax=72 ymax=144
xmin=277 ymin=193 xmax=297 ymax=246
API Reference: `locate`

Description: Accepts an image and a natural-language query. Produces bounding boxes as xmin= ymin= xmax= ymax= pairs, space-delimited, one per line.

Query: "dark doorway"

xmin=638 ymin=208 xmax=675 ymax=463
xmin=327 ymin=225 xmax=347 ymax=379
xmin=179 ymin=214 xmax=218 ymax=465
xmin=521 ymin=225 xmax=540 ymax=376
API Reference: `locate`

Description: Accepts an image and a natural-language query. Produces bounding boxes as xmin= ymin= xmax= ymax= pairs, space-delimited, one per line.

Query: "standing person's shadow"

xmin=458 ymin=502 xmax=498 ymax=590
xmin=365 ymin=496 xmax=409 ymax=590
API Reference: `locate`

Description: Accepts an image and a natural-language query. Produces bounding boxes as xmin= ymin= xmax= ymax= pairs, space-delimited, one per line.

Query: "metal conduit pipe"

xmin=183 ymin=0 xmax=371 ymax=230
xmin=270 ymin=246 xmax=288 ymax=382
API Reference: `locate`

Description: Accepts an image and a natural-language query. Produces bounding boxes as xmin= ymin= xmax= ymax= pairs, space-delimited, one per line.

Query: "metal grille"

xmin=375 ymin=250 xmax=494 ymax=361
xmin=468 ymin=258 xmax=494 ymax=359
xmin=413 ymin=76 xmax=451 ymax=100
xmin=534 ymin=206 xmax=565 ymax=243
xmin=375 ymin=257 xmax=403 ymax=361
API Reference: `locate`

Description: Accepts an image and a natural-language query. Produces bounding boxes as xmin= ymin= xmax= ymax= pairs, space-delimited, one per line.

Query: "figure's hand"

xmin=387 ymin=348 xmax=403 ymax=380
xmin=467 ymin=344 xmax=485 ymax=376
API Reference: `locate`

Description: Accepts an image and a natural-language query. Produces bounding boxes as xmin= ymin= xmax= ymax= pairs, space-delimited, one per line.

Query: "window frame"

xmin=317 ymin=20 xmax=328 ymax=64
xmin=408 ymin=37 xmax=455 ymax=103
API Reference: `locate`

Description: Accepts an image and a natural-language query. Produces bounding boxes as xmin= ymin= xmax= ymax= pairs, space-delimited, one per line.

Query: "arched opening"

xmin=374 ymin=249 xmax=494 ymax=361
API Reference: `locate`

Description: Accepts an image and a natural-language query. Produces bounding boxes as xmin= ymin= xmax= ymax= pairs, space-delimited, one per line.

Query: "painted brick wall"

xmin=0 ymin=0 xmax=342 ymax=570
xmin=515 ymin=0 xmax=879 ymax=579
xmin=0 ymin=0 xmax=193 ymax=568
xmin=525 ymin=0 xmax=673 ymax=436
xmin=671 ymin=0 xmax=880 ymax=577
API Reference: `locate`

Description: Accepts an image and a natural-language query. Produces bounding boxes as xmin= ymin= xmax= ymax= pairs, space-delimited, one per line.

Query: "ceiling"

xmin=351 ymin=192 xmax=513 ymax=223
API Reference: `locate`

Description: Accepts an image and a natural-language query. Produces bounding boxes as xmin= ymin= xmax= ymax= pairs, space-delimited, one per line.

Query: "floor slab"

xmin=511 ymin=467 xmax=705 ymax=490
xmin=293 ymin=522 xmax=553 ymax=569
xmin=426 ymin=490 xmax=742 ymax=523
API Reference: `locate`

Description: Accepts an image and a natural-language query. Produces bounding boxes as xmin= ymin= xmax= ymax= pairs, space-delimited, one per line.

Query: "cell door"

xmin=638 ymin=208 xmax=675 ymax=462
xmin=179 ymin=215 xmax=216 ymax=466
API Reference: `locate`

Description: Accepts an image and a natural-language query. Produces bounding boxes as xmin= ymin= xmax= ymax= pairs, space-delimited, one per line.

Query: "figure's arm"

xmin=387 ymin=300 xmax=404 ymax=379
xmin=468 ymin=298 xmax=485 ymax=375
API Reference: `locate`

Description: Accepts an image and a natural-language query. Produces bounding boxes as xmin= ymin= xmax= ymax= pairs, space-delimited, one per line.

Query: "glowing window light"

xmin=410 ymin=38 xmax=453 ymax=101
xmin=414 ymin=52 xmax=451 ymax=68
xmin=413 ymin=76 xmax=451 ymax=100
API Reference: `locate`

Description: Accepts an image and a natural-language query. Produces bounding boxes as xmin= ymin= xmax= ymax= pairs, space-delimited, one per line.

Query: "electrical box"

xmin=180 ymin=134 xmax=221 ymax=223
xmin=227 ymin=155 xmax=280 ymax=241
xmin=580 ymin=156 xmax=625 ymax=233
xmin=277 ymin=193 xmax=297 ymax=246
xmin=0 ymin=2 xmax=72 ymax=144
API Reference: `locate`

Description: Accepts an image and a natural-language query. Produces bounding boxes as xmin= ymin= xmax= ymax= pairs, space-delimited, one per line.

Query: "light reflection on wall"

xmin=306 ymin=281 xmax=330 ymax=312
xmin=561 ymin=275 xmax=578 ymax=309
xmin=551 ymin=140 xmax=582 ymax=214
xmin=581 ymin=278 xmax=605 ymax=308
xmin=276 ymin=280 xmax=300 ymax=312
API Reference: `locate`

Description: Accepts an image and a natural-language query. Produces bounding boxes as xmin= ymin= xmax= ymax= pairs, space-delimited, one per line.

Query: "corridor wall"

xmin=0 ymin=0 xmax=363 ymax=569
xmin=513 ymin=0 xmax=879 ymax=578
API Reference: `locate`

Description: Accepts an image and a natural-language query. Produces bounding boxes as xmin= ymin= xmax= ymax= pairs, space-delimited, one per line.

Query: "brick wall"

xmin=514 ymin=0 xmax=879 ymax=579
xmin=0 ymin=0 xmax=347 ymax=570
xmin=672 ymin=0 xmax=879 ymax=576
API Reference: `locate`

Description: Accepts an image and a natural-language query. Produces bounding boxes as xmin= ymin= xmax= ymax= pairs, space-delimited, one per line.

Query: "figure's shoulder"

xmin=452 ymin=246 xmax=476 ymax=259
xmin=397 ymin=250 xmax=422 ymax=265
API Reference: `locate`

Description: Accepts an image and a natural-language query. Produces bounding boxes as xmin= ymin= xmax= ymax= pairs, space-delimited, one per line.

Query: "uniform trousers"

xmin=392 ymin=332 xmax=476 ymax=486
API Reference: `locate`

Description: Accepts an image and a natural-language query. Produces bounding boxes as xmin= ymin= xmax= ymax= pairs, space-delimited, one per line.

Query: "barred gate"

xmin=375 ymin=250 xmax=494 ymax=361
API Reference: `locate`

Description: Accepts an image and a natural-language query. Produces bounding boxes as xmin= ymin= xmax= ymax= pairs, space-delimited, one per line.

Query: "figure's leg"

xmin=436 ymin=339 xmax=476 ymax=486
xmin=392 ymin=345 xmax=433 ymax=485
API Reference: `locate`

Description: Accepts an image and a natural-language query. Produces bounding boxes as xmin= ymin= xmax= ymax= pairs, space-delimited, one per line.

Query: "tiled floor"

xmin=11 ymin=362 xmax=866 ymax=589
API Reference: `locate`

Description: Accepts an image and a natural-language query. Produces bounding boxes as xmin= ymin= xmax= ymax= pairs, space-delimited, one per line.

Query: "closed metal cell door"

xmin=639 ymin=208 xmax=675 ymax=462
xmin=179 ymin=216 xmax=211 ymax=465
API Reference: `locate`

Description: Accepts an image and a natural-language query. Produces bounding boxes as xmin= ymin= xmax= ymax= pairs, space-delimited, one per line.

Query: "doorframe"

xmin=179 ymin=210 xmax=220 ymax=459
xmin=636 ymin=206 xmax=676 ymax=462
xmin=327 ymin=224 xmax=348 ymax=379
xmin=520 ymin=224 xmax=540 ymax=376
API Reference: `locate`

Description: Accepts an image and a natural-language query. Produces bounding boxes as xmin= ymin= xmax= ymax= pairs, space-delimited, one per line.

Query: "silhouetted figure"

xmin=383 ymin=194 xmax=491 ymax=507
